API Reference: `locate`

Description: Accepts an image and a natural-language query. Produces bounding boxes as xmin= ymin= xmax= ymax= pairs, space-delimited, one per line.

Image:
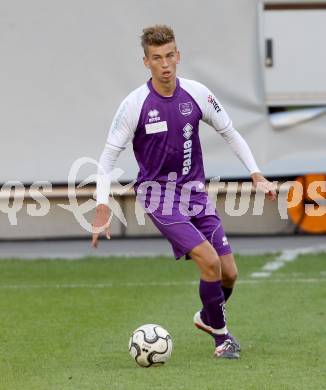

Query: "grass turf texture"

xmin=0 ymin=253 xmax=325 ymax=390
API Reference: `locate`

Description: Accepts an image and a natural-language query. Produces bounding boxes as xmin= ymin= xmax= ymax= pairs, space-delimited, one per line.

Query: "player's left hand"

xmin=251 ymin=172 xmax=277 ymax=201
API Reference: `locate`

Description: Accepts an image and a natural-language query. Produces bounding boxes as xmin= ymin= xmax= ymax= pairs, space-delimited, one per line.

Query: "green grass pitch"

xmin=0 ymin=252 xmax=325 ymax=389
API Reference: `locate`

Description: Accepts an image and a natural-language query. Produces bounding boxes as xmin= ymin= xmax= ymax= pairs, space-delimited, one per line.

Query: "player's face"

xmin=143 ymin=42 xmax=180 ymax=84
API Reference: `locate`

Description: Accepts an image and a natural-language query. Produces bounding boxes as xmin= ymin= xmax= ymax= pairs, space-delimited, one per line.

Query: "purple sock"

xmin=201 ymin=286 xmax=233 ymax=324
xmin=199 ymin=279 xmax=228 ymax=346
xmin=222 ymin=286 xmax=233 ymax=302
xmin=200 ymin=309 xmax=209 ymax=325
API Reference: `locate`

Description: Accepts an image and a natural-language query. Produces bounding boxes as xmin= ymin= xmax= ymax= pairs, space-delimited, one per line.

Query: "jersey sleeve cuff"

xmin=96 ymin=175 xmax=111 ymax=205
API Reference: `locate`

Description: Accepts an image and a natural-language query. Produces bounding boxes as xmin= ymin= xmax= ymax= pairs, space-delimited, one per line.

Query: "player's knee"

xmin=191 ymin=242 xmax=221 ymax=280
xmin=202 ymin=256 xmax=220 ymax=279
xmin=228 ymin=268 xmax=238 ymax=283
xmin=223 ymin=267 xmax=238 ymax=286
xmin=225 ymin=270 xmax=238 ymax=285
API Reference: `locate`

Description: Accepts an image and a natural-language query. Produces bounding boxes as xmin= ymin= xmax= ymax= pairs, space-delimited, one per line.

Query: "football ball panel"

xmin=149 ymin=337 xmax=173 ymax=364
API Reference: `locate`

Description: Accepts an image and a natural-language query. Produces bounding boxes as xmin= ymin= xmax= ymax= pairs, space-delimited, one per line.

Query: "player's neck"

xmin=151 ymin=78 xmax=176 ymax=97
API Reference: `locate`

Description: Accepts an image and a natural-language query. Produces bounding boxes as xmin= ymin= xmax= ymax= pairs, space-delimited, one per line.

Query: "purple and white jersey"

xmin=106 ymin=78 xmax=232 ymax=191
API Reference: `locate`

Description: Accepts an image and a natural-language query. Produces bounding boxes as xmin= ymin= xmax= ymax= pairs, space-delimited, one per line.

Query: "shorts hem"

xmin=174 ymin=237 xmax=207 ymax=260
xmin=217 ymin=248 xmax=233 ymax=257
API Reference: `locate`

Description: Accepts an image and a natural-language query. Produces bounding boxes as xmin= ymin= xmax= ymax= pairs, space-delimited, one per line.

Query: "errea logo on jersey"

xmin=148 ymin=109 xmax=161 ymax=123
xmin=183 ymin=123 xmax=193 ymax=140
xmin=182 ymin=123 xmax=193 ymax=175
xmin=183 ymin=139 xmax=192 ymax=175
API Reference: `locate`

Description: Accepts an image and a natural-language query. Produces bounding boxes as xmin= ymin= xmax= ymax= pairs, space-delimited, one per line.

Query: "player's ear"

xmin=176 ymin=50 xmax=180 ymax=64
xmin=143 ymin=56 xmax=150 ymax=69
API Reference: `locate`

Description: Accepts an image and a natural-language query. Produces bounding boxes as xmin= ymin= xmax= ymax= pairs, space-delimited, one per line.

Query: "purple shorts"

xmin=147 ymin=196 xmax=232 ymax=260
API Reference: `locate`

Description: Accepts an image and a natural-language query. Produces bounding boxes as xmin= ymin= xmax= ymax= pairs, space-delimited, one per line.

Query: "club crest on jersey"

xmin=183 ymin=123 xmax=193 ymax=140
xmin=179 ymin=102 xmax=193 ymax=116
xmin=148 ymin=109 xmax=161 ymax=123
xmin=208 ymin=95 xmax=221 ymax=113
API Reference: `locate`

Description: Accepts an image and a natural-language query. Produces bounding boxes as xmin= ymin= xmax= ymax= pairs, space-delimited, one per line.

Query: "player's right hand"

xmin=91 ymin=204 xmax=111 ymax=248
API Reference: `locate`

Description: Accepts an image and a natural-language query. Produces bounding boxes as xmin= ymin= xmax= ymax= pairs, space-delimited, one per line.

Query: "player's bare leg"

xmin=190 ymin=241 xmax=239 ymax=359
xmin=220 ymin=253 xmax=238 ymax=302
xmin=190 ymin=240 xmax=221 ymax=281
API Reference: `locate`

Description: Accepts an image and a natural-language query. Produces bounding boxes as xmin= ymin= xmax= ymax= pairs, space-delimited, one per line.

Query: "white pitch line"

xmin=0 ymin=278 xmax=325 ymax=290
xmin=251 ymin=245 xmax=326 ymax=278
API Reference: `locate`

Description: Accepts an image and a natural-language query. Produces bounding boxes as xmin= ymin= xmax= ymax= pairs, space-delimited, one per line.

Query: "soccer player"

xmin=92 ymin=25 xmax=276 ymax=359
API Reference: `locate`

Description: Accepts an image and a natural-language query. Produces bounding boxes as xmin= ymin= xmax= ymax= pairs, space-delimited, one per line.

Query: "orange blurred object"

xmin=288 ymin=174 xmax=326 ymax=233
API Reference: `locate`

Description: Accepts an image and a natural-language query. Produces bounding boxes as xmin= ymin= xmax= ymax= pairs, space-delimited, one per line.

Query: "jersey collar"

xmin=147 ymin=78 xmax=180 ymax=101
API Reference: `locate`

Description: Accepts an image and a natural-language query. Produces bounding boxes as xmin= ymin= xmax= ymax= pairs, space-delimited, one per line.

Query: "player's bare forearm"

xmin=91 ymin=204 xmax=111 ymax=247
xmin=250 ymin=172 xmax=277 ymax=201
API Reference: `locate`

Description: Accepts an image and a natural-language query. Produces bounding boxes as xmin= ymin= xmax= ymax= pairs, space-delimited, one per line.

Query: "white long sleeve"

xmin=96 ymin=144 xmax=122 ymax=205
xmin=179 ymin=79 xmax=260 ymax=175
xmin=220 ymin=126 xmax=260 ymax=174
xmin=96 ymin=84 xmax=150 ymax=205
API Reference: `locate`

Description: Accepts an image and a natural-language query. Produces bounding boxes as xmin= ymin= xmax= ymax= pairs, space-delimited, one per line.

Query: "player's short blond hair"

xmin=141 ymin=25 xmax=176 ymax=55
